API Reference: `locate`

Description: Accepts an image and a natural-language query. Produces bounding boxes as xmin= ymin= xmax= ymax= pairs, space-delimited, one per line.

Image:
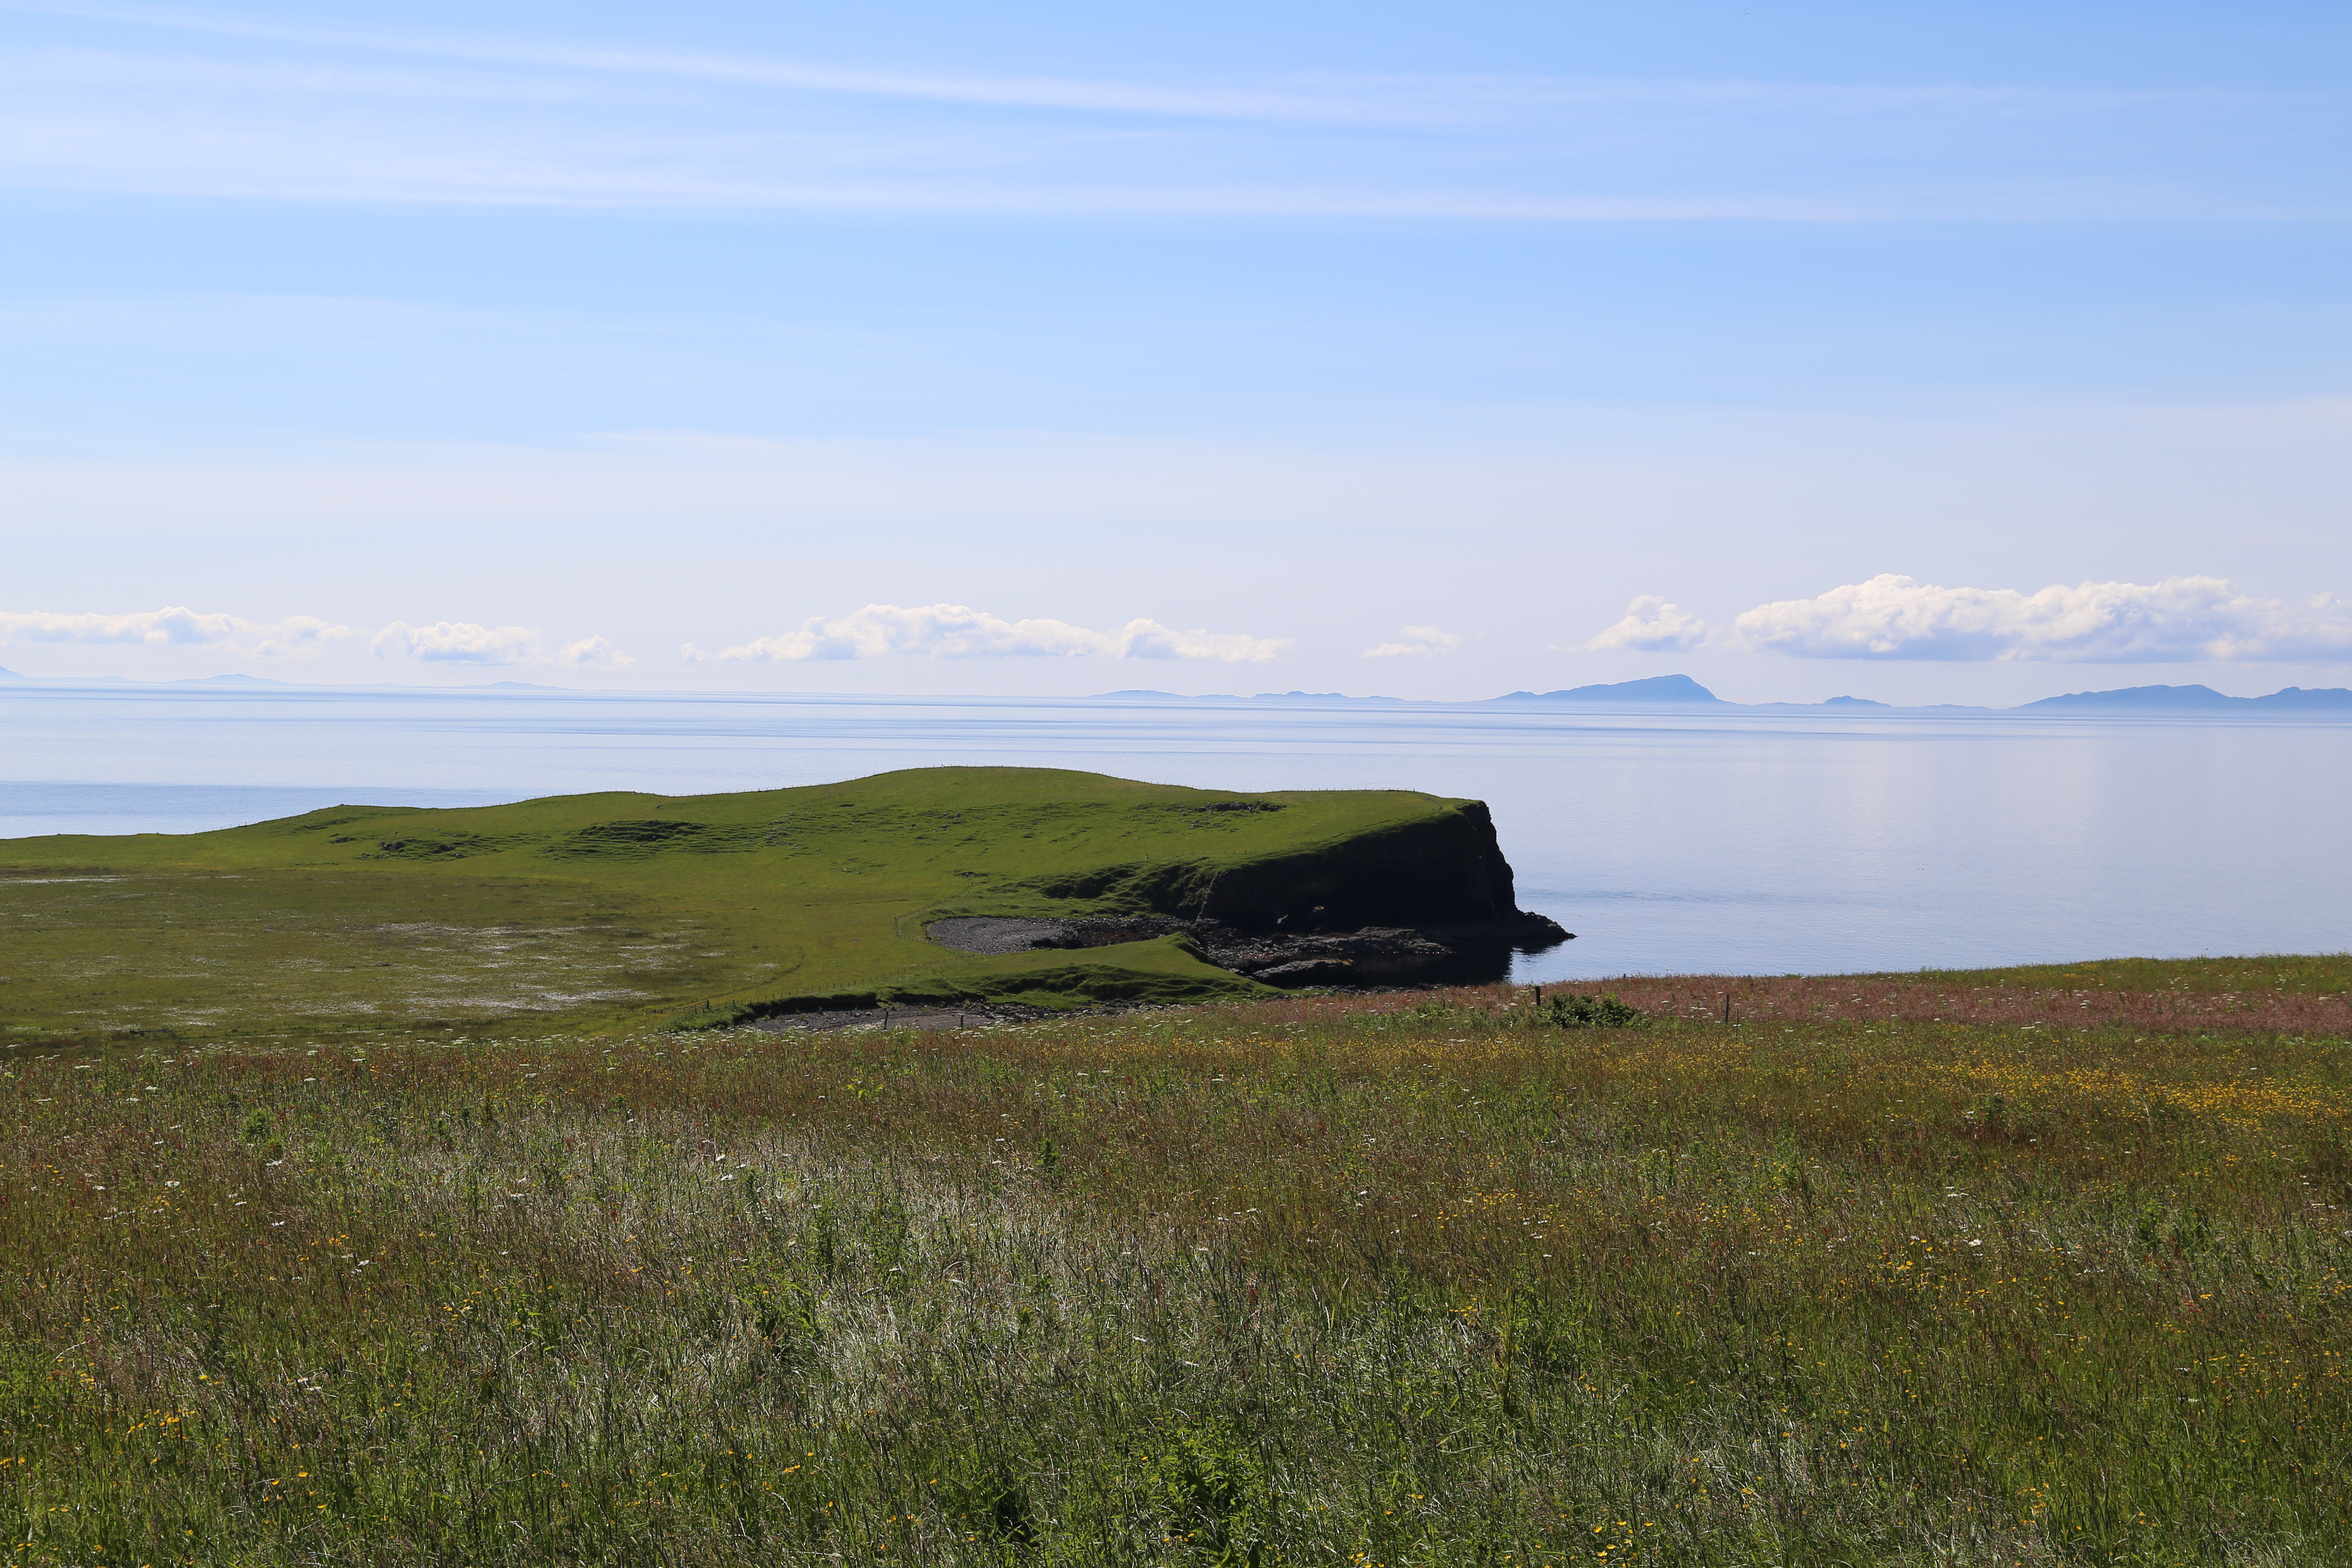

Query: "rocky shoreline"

xmin=927 ymin=911 xmax=1571 ymax=989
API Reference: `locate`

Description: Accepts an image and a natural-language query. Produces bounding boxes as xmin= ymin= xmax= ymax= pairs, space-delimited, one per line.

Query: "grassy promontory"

xmin=0 ymin=768 xmax=1533 ymax=1041
xmin=6 ymin=958 xmax=2349 ymax=1565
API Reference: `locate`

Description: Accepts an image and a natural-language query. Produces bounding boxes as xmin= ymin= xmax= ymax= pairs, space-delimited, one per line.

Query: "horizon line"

xmin=2 ymin=668 xmax=2347 ymax=714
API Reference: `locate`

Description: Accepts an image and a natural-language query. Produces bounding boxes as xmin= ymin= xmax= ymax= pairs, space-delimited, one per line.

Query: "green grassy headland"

xmin=6 ymin=962 xmax=2350 ymax=1565
xmin=0 ymin=767 xmax=1522 ymax=1042
xmin=12 ymin=767 xmax=2349 ymax=1559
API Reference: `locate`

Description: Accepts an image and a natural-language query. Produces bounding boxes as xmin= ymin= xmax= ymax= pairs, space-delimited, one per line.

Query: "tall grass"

xmin=6 ymin=984 xmax=2350 ymax=1564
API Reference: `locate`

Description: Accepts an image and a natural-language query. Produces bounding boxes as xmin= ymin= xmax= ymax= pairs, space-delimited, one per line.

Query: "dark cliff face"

xmin=1194 ymin=802 xmax=1522 ymax=932
xmin=1011 ymin=800 xmax=1536 ymax=935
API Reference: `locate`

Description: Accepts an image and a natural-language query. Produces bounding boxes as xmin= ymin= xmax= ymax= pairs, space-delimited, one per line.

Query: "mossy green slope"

xmin=0 ymin=767 xmax=1493 ymax=1040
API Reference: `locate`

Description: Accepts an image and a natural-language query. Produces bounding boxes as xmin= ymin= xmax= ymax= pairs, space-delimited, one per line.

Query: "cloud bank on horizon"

xmin=0 ymin=605 xmax=346 ymax=657
xmin=1731 ymin=576 xmax=2352 ymax=664
xmin=694 ymin=603 xmax=1285 ymax=664
xmin=11 ymin=574 xmax=2351 ymax=683
xmin=1578 ymin=577 xmax=2352 ymax=665
xmin=0 ymin=606 xmax=637 ymax=669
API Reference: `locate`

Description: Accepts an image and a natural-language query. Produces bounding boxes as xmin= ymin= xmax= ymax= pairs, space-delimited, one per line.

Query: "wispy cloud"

xmin=0 ymin=604 xmax=346 ymax=654
xmin=0 ymin=53 xmax=1853 ymax=217
xmin=1583 ymin=596 xmax=1709 ymax=652
xmin=1732 ymin=574 xmax=2352 ymax=663
xmin=4 ymin=3 xmax=2198 ymax=126
xmin=0 ymin=3 xmax=1357 ymax=123
xmin=0 ymin=2 xmax=2318 ymax=220
xmin=709 ymin=603 xmax=1284 ymax=663
xmin=1361 ymin=624 xmax=1461 ymax=658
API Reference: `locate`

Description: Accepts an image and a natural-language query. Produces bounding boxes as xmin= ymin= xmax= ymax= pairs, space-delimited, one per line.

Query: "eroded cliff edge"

xmin=931 ymin=799 xmax=1568 ymax=988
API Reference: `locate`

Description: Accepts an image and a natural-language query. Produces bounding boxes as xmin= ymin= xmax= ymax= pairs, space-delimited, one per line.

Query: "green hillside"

xmin=0 ymin=767 xmax=1506 ymax=1041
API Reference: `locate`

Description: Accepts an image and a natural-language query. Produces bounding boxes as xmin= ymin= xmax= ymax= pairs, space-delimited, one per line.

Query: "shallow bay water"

xmin=1 ymin=680 xmax=2344 ymax=981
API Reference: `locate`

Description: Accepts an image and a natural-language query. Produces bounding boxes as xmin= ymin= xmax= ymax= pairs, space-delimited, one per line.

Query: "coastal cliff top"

xmin=0 ymin=766 xmax=1539 ymax=1038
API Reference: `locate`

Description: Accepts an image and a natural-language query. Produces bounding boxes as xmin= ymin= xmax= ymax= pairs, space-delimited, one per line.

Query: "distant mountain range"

xmin=1102 ymin=676 xmax=2352 ymax=713
xmin=2 ymin=667 xmax=2345 ymax=711
xmin=1502 ymin=677 xmax=2352 ymax=711
xmin=1493 ymin=673 xmax=1724 ymax=704
xmin=2014 ymin=683 xmax=2352 ymax=713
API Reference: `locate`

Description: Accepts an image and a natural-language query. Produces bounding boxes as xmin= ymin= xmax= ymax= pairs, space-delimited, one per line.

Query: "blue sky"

xmin=1 ymin=0 xmax=2347 ymax=701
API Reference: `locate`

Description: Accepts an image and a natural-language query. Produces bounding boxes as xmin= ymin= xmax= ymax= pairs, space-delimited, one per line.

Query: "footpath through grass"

xmin=7 ymin=968 xmax=2352 ymax=1565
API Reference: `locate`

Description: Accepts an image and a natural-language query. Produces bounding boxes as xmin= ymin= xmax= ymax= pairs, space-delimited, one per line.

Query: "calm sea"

xmin=3 ymin=681 xmax=2345 ymax=981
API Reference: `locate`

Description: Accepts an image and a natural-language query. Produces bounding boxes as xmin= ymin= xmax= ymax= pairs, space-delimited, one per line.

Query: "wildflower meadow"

xmin=5 ymin=961 xmax=2349 ymax=1565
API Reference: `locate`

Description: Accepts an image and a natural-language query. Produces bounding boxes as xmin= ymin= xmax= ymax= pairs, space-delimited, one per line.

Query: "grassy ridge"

xmin=0 ymin=769 xmax=1479 ymax=1040
xmin=1901 ymin=954 xmax=2352 ymax=999
xmin=7 ymin=963 xmax=2350 ymax=1564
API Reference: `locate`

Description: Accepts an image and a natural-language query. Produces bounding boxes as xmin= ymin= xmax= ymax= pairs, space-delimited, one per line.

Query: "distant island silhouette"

xmin=5 ymin=668 xmax=2346 ymax=712
xmin=2013 ymin=683 xmax=2352 ymax=713
xmin=1105 ymin=676 xmax=2352 ymax=713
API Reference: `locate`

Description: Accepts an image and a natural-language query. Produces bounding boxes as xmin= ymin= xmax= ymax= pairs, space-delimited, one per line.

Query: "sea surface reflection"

xmin=2 ymin=682 xmax=2345 ymax=980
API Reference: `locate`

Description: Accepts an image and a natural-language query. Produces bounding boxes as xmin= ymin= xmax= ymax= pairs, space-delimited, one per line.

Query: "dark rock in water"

xmin=1205 ymin=924 xmax=1450 ymax=975
xmin=1220 ymin=913 xmax=1569 ymax=988
xmin=926 ymin=910 xmax=1569 ymax=990
xmin=1254 ymin=958 xmax=1360 ymax=986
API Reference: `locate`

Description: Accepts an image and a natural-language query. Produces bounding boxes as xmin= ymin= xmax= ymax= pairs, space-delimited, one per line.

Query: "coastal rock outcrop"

xmin=928 ymin=799 xmax=1568 ymax=987
xmin=928 ymin=911 xmax=1566 ymax=989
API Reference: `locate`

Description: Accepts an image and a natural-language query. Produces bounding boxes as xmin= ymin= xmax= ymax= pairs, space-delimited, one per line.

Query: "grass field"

xmin=0 ymin=769 xmax=1505 ymax=1041
xmin=8 ymin=956 xmax=2350 ymax=1565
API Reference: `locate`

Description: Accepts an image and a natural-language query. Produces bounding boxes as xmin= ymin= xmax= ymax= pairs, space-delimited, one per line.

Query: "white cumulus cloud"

xmin=0 ymin=605 xmax=348 ymax=655
xmin=715 ymin=603 xmax=1285 ymax=663
xmin=557 ymin=634 xmax=636 ymax=668
xmin=1731 ymin=574 xmax=2352 ymax=663
xmin=1361 ymin=624 xmax=1463 ymax=658
xmin=372 ymin=620 xmax=541 ymax=665
xmin=1114 ymin=620 xmax=1289 ymax=662
xmin=1583 ymin=596 xmax=1710 ymax=652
